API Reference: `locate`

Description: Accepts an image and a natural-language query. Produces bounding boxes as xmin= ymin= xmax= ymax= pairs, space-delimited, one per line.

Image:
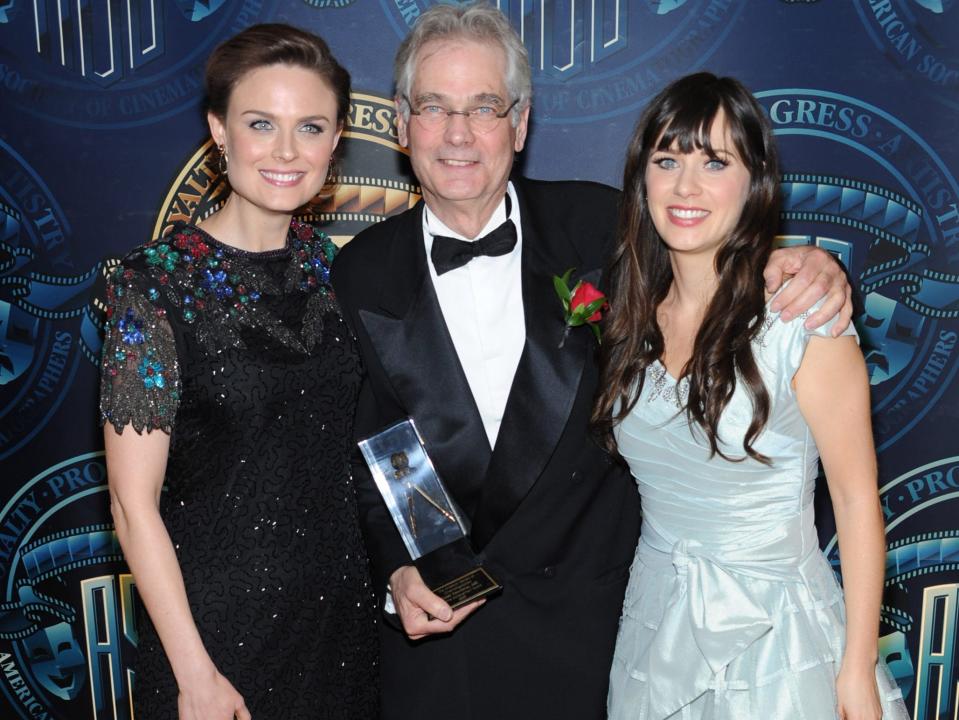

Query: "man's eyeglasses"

xmin=404 ymin=96 xmax=519 ymax=133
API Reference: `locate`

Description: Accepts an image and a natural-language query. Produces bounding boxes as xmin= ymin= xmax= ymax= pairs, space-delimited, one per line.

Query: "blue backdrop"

xmin=1 ymin=2 xmax=957 ymax=718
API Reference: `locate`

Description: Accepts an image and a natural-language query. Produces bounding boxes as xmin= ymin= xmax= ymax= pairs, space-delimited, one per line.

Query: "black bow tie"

xmin=430 ymin=198 xmax=517 ymax=276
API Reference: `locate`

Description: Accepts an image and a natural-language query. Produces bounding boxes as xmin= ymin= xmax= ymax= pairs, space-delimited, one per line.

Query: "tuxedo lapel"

xmin=358 ymin=204 xmax=492 ymax=518
xmin=470 ymin=184 xmax=596 ymax=548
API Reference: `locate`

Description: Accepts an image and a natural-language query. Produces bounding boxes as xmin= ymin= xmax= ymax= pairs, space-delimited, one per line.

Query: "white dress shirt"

xmin=384 ymin=184 xmax=527 ymax=611
xmin=422 ymin=182 xmax=526 ymax=450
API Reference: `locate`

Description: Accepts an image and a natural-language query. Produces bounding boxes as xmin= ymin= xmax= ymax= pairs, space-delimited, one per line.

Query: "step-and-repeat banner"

xmin=1 ymin=2 xmax=957 ymax=718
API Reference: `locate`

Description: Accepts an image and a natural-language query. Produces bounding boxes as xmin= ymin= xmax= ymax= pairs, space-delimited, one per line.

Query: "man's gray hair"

xmin=394 ymin=2 xmax=532 ymax=126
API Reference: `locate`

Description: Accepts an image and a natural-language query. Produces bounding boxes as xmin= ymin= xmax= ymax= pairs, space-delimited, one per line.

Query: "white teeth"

xmin=668 ymin=208 xmax=708 ymax=219
xmin=442 ymin=160 xmax=474 ymax=166
xmin=261 ymin=171 xmax=302 ymax=182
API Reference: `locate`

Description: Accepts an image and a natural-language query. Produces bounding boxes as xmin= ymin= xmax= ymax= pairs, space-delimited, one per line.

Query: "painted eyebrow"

xmin=240 ymin=110 xmax=331 ymax=123
xmin=704 ymin=148 xmax=736 ymax=161
xmin=651 ymin=147 xmax=735 ymax=157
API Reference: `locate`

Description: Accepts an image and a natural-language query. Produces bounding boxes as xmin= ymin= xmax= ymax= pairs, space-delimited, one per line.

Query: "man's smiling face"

xmin=397 ymin=38 xmax=529 ymax=232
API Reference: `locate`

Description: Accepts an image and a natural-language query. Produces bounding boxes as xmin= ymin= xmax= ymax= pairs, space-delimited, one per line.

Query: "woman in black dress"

xmin=99 ymin=25 xmax=377 ymax=719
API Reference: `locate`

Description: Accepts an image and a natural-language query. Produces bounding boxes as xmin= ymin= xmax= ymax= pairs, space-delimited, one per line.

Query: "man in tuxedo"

xmin=332 ymin=4 xmax=851 ymax=718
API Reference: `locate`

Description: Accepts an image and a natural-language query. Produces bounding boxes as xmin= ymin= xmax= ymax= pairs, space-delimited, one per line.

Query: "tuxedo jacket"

xmin=332 ymin=178 xmax=641 ymax=720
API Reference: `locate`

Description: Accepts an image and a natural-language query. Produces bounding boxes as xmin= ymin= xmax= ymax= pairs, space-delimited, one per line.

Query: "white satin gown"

xmin=607 ymin=301 xmax=909 ymax=720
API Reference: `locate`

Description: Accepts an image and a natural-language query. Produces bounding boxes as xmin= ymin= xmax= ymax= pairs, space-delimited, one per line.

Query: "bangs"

xmin=651 ymin=94 xmax=755 ymax=167
xmin=654 ymin=102 xmax=722 ymax=156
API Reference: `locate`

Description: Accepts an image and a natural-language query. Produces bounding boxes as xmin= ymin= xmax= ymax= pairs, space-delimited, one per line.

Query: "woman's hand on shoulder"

xmin=836 ymin=662 xmax=883 ymax=720
xmin=177 ymin=666 xmax=250 ymax=720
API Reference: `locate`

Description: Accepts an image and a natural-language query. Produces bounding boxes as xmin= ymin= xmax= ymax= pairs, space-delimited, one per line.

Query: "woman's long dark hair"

xmin=593 ymin=73 xmax=782 ymax=463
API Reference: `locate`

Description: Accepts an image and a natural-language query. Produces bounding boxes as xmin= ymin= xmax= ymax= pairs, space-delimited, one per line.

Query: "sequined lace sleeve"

xmin=99 ymin=267 xmax=180 ymax=434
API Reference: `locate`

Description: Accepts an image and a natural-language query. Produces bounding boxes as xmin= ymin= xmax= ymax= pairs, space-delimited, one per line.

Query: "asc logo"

xmin=0 ymin=1 xmax=277 ymax=128
xmin=0 ymin=139 xmax=98 ymax=460
xmin=380 ymin=0 xmax=743 ymax=123
xmin=153 ymin=92 xmax=422 ymax=244
xmin=0 ymin=453 xmax=137 ymax=720
xmin=824 ymin=457 xmax=959 ymax=718
xmin=757 ymin=89 xmax=959 ymax=451
xmin=853 ymin=0 xmax=958 ymax=109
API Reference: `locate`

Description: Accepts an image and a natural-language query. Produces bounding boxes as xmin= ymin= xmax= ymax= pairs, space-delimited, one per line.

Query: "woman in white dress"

xmin=595 ymin=73 xmax=909 ymax=720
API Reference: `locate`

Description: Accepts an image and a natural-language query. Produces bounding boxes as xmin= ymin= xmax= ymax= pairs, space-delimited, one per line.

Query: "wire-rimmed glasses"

xmin=404 ymin=96 xmax=519 ymax=133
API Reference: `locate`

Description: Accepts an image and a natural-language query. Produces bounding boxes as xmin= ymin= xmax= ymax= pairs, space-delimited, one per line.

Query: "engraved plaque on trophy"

xmin=358 ymin=418 xmax=501 ymax=609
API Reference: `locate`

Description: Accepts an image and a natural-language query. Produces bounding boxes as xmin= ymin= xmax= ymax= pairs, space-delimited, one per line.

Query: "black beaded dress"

xmin=99 ymin=221 xmax=378 ymax=719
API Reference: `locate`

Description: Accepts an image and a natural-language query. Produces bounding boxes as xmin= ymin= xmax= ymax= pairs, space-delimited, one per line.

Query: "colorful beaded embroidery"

xmin=100 ymin=220 xmax=339 ymax=433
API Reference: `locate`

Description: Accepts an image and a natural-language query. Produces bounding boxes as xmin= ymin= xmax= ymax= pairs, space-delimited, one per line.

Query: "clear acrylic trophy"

xmin=358 ymin=418 xmax=500 ymax=608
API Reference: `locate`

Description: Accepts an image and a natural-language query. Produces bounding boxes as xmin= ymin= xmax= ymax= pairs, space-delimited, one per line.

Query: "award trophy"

xmin=358 ymin=418 xmax=501 ymax=609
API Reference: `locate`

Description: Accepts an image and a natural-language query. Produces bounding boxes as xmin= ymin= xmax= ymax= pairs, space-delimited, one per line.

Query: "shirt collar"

xmin=424 ymin=181 xmax=516 ymax=243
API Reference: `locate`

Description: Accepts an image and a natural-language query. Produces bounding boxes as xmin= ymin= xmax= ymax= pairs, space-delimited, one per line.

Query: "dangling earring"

xmin=325 ymin=156 xmax=338 ymax=187
xmin=218 ymin=144 xmax=228 ymax=175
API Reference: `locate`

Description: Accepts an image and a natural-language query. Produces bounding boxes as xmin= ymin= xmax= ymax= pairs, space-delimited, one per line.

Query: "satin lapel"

xmin=358 ymin=205 xmax=492 ymax=518
xmin=470 ymin=188 xmax=592 ymax=548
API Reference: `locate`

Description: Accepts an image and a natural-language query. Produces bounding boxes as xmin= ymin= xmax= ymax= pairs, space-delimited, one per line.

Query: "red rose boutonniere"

xmin=553 ymin=269 xmax=609 ymax=347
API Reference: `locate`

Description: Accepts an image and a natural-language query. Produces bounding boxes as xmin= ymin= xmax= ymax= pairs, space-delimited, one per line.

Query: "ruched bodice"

xmin=607 ymin=300 xmax=907 ymax=720
xmin=628 ymin=355 xmax=820 ymax=551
